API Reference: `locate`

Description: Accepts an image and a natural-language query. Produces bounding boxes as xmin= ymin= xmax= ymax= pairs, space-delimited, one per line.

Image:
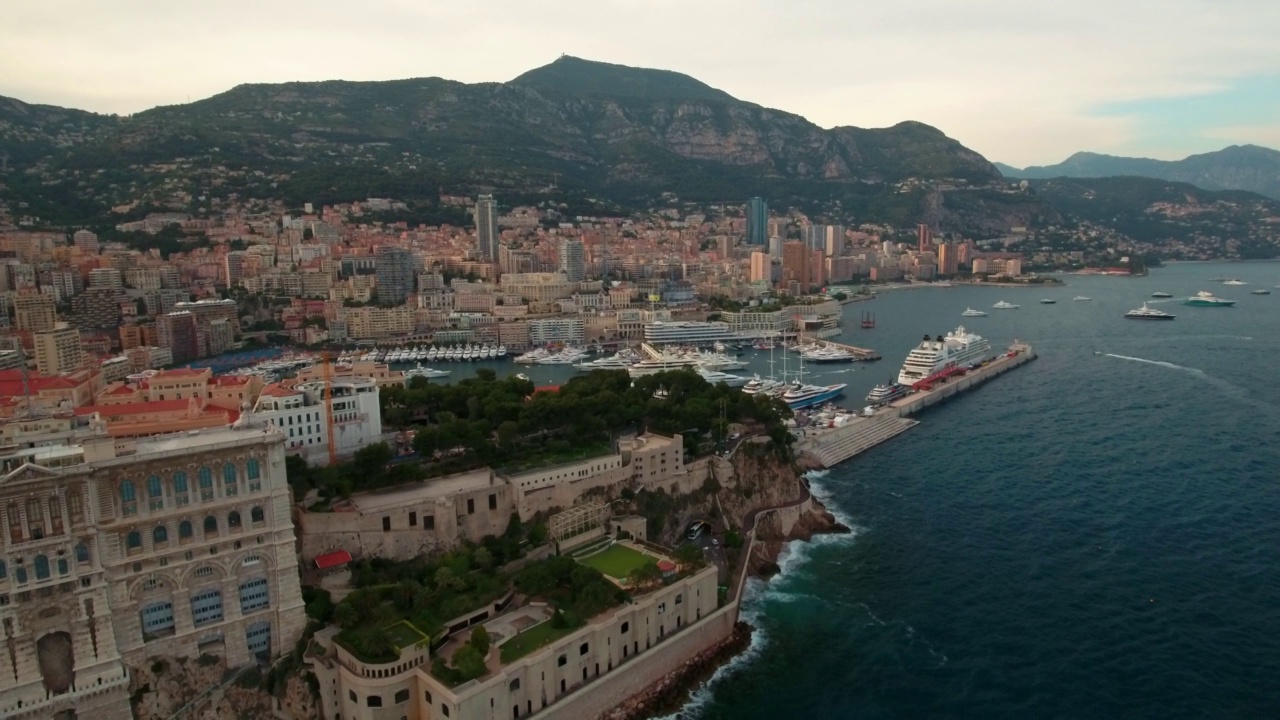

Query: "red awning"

xmin=657 ymin=560 xmax=677 ymax=573
xmin=314 ymin=550 xmax=352 ymax=570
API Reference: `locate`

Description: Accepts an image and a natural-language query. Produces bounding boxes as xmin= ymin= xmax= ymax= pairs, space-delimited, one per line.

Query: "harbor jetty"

xmin=800 ymin=338 xmax=881 ymax=361
xmin=796 ymin=342 xmax=1036 ymax=468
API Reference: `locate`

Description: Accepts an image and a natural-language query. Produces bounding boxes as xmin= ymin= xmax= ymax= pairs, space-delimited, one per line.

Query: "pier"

xmin=800 ymin=338 xmax=881 ymax=362
xmin=795 ymin=342 xmax=1036 ymax=468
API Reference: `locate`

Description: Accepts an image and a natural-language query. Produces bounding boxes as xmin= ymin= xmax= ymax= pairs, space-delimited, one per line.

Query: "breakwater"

xmin=796 ymin=343 xmax=1036 ymax=468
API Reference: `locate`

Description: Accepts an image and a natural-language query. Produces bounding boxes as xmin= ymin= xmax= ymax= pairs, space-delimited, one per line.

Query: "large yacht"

xmin=404 ymin=364 xmax=451 ymax=379
xmin=1124 ymin=303 xmax=1176 ymax=320
xmin=781 ymin=381 xmax=847 ymax=410
xmin=742 ymin=375 xmax=787 ymax=397
xmin=1073 ymin=296 xmax=1092 ymax=301
xmin=961 ymin=307 xmax=988 ymax=317
xmin=1151 ymin=292 xmax=1173 ymax=298
xmin=1183 ymin=291 xmax=1236 ymax=307
xmin=574 ymin=348 xmax=641 ymax=371
xmin=992 ymin=300 xmax=1020 ymax=309
xmin=866 ymin=381 xmax=910 ymax=405
xmin=697 ymin=368 xmax=749 ymax=388
xmin=1222 ymin=279 xmax=1248 ymax=286
xmin=897 ymin=326 xmax=992 ymax=386
xmin=797 ymin=345 xmax=856 ymax=363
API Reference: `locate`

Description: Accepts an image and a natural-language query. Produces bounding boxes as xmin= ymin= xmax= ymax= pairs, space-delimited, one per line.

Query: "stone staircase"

xmin=803 ymin=413 xmax=919 ymax=468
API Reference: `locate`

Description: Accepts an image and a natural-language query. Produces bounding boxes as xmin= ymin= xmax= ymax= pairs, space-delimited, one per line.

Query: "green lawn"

xmin=386 ymin=620 xmax=429 ymax=649
xmin=500 ymin=621 xmax=575 ymax=663
xmin=577 ymin=544 xmax=656 ymax=580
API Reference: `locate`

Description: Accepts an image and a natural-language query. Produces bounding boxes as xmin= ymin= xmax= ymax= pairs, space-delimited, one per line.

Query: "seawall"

xmin=797 ymin=343 xmax=1036 ymax=469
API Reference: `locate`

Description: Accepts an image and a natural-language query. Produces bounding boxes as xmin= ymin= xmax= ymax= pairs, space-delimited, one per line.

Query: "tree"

xmin=674 ymin=542 xmax=706 ymax=569
xmin=470 ymin=625 xmax=490 ymax=656
xmin=434 ymin=566 xmax=465 ymax=592
xmin=473 ymin=547 xmax=493 ymax=571
xmin=453 ymin=644 xmax=487 ymax=680
xmin=627 ymin=562 xmax=663 ymax=588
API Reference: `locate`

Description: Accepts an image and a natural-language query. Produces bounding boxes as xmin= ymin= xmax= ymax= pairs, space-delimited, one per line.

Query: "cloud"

xmin=1 ymin=0 xmax=1278 ymax=165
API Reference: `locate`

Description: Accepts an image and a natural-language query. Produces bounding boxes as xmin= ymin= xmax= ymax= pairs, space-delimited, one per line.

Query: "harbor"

xmin=795 ymin=341 xmax=1036 ymax=469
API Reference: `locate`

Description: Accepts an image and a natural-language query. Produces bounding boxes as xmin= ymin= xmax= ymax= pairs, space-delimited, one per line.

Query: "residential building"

xmin=14 ymin=291 xmax=56 ymax=333
xmin=917 ymin=223 xmax=933 ymax=252
xmin=73 ymin=228 xmax=100 ymax=254
xmin=476 ymin=194 xmax=499 ymax=261
xmin=937 ymin=242 xmax=958 ymax=276
xmin=33 ymin=323 xmax=84 ymax=375
xmin=157 ymin=312 xmax=200 ymax=365
xmin=528 ymin=318 xmax=584 ymax=346
xmin=559 ymin=239 xmax=585 ymax=282
xmin=224 ymin=251 xmax=248 ymax=288
xmin=781 ymin=241 xmax=812 ymax=292
xmin=375 ymin=247 xmax=414 ymax=306
xmin=749 ymin=251 xmax=770 ymax=283
xmin=746 ymin=197 xmax=768 ymax=246
xmin=251 ymin=376 xmax=383 ymax=465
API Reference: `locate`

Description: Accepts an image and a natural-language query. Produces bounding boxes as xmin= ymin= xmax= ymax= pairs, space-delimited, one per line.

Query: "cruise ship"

xmin=643 ymin=320 xmax=733 ymax=346
xmin=897 ymin=326 xmax=992 ymax=386
xmin=781 ymin=381 xmax=847 ymax=410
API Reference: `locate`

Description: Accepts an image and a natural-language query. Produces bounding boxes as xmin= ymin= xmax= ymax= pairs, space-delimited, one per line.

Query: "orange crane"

xmin=321 ymin=352 xmax=338 ymax=466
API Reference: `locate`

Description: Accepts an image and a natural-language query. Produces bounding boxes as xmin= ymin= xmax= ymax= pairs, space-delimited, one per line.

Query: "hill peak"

xmin=509 ymin=55 xmax=738 ymax=103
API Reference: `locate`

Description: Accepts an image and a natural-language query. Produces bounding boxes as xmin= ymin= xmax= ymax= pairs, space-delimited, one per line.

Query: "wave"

xmin=1100 ymin=353 xmax=1274 ymax=415
xmin=655 ymin=473 xmax=860 ymax=719
xmin=1101 ymin=353 xmax=1206 ymax=376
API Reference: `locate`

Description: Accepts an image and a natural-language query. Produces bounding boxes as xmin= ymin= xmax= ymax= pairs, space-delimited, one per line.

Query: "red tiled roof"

xmin=212 ymin=375 xmax=251 ymax=386
xmin=314 ymin=550 xmax=352 ymax=570
xmin=105 ymin=384 xmax=138 ymax=395
xmin=154 ymin=368 xmax=209 ymax=377
xmin=75 ymin=399 xmax=190 ymax=416
xmin=259 ymin=383 xmax=298 ymax=397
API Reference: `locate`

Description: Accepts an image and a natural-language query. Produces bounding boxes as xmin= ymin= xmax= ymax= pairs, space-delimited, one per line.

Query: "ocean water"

xmin=651 ymin=262 xmax=1280 ymax=720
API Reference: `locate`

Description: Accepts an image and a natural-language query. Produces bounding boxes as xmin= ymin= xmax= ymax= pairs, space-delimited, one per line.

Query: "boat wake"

xmin=654 ymin=471 xmax=858 ymax=720
xmin=1101 ymin=353 xmax=1205 ymax=375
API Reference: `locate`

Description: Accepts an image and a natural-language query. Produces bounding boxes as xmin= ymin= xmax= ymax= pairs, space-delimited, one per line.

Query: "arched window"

xmin=153 ymin=525 xmax=169 ymax=544
xmin=147 ymin=475 xmax=162 ymax=498
xmin=509 ymin=678 xmax=520 ymax=691
xmin=179 ymin=520 xmax=193 ymax=539
xmin=251 ymin=506 xmax=265 ymax=523
xmin=34 ymin=554 xmax=50 ymax=580
xmin=247 ymin=458 xmax=261 ymax=480
xmin=6 ymin=503 xmax=20 ymax=543
xmin=15 ymin=567 xmax=27 ymax=583
xmin=75 ymin=542 xmax=90 ymax=563
xmin=126 ymin=531 xmax=142 ymax=549
xmin=121 ymin=480 xmax=136 ymax=502
xmin=223 ymin=464 xmax=238 ymax=496
xmin=228 ymin=511 xmax=241 ymax=529
xmin=174 ymin=471 xmax=189 ymax=493
xmin=198 ymin=467 xmax=214 ymax=501
xmin=48 ymin=497 xmax=63 ymax=533
xmin=204 ymin=516 xmax=218 ymax=535
xmin=57 ymin=558 xmax=68 ymax=575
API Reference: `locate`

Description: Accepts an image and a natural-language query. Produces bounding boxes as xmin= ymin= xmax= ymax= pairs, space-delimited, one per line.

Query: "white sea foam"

xmin=653 ymin=472 xmax=859 ymax=719
xmin=1102 ymin=353 xmax=1205 ymax=375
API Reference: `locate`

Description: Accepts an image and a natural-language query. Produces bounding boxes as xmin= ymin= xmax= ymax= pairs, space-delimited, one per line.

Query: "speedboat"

xmin=1250 ymin=289 xmax=1270 ymax=295
xmin=1124 ymin=303 xmax=1176 ymax=320
xmin=992 ymin=300 xmax=1019 ymax=309
xmin=961 ymin=307 xmax=988 ymax=317
xmin=1222 ymin=279 xmax=1248 ymax=286
xmin=1151 ymin=292 xmax=1173 ymax=298
xmin=1039 ymin=299 xmax=1057 ymax=304
xmin=1183 ymin=291 xmax=1236 ymax=307
xmin=1073 ymin=296 xmax=1092 ymax=301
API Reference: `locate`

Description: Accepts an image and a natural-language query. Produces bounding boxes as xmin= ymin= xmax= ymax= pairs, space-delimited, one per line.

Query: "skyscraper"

xmin=375 ymin=246 xmax=414 ymax=306
xmin=749 ymin=251 xmax=771 ymax=283
xmin=782 ymin=241 xmax=812 ymax=292
xmin=559 ymin=239 xmax=585 ymax=282
xmin=476 ymin=194 xmax=498 ymax=261
xmin=938 ymin=242 xmax=959 ymax=276
xmin=917 ymin=223 xmax=933 ymax=252
xmin=746 ymin=197 xmax=768 ymax=246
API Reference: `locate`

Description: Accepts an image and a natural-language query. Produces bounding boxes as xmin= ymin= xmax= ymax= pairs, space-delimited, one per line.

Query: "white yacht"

xmin=574 ymin=349 xmax=641 ymax=371
xmin=742 ymin=375 xmax=787 ymax=397
xmin=697 ymin=368 xmax=749 ymax=388
xmin=897 ymin=326 xmax=992 ymax=386
xmin=1124 ymin=303 xmax=1176 ymax=320
xmin=961 ymin=307 xmax=988 ymax=317
xmin=1222 ymin=279 xmax=1248 ymax=286
xmin=497 ymin=345 xmax=508 ymax=358
xmin=1073 ymin=296 xmax=1092 ymax=301
xmin=797 ymin=345 xmax=856 ymax=363
xmin=992 ymin=300 xmax=1020 ymax=310
xmin=404 ymin=364 xmax=450 ymax=379
xmin=515 ymin=348 xmax=550 ymax=364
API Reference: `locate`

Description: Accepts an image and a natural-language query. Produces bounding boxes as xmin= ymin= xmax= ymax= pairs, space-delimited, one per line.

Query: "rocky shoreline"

xmin=601 ymin=621 xmax=754 ymax=720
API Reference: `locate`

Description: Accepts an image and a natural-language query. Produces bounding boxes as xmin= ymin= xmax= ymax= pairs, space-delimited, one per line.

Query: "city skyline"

xmin=3 ymin=1 xmax=1279 ymax=166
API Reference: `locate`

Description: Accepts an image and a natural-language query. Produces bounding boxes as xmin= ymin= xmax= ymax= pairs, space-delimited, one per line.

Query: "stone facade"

xmin=307 ymin=565 xmax=724 ymax=720
xmin=0 ymin=420 xmax=306 ymax=719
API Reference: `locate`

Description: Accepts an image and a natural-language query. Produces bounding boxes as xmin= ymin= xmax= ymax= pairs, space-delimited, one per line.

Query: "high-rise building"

xmin=224 ymin=251 xmax=248 ymax=288
xmin=811 ymin=249 xmax=826 ymax=288
xmin=15 ymin=290 xmax=57 ymax=332
xmin=34 ymin=323 xmax=84 ymax=375
xmin=917 ymin=223 xmax=933 ymax=252
xmin=746 ymin=197 xmax=768 ymax=246
xmin=158 ymin=311 xmax=200 ymax=365
xmin=476 ymin=194 xmax=499 ymax=261
xmin=782 ymin=241 xmax=812 ymax=292
xmin=88 ymin=268 xmax=123 ymax=289
xmin=937 ymin=242 xmax=959 ymax=276
xmin=374 ymin=247 xmax=414 ymax=306
xmin=558 ymin=239 xmax=585 ymax=282
xmin=73 ymin=228 xmax=100 ymax=254
xmin=749 ymin=251 xmax=771 ymax=283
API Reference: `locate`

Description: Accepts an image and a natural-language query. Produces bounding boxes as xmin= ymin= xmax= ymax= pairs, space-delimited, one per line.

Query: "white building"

xmin=528 ymin=318 xmax=585 ymax=346
xmin=251 ymin=376 xmax=383 ymax=466
xmin=642 ymin=320 xmax=732 ymax=345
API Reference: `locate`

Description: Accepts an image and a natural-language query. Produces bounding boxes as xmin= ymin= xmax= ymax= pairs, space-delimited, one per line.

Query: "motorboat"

xmin=404 ymin=364 xmax=450 ymax=379
xmin=961 ymin=307 xmax=988 ymax=317
xmin=1151 ymin=292 xmax=1173 ymax=298
xmin=1124 ymin=303 xmax=1176 ymax=320
xmin=697 ymin=368 xmax=749 ymax=388
xmin=992 ymin=300 xmax=1019 ymax=309
xmin=1250 ymin=289 xmax=1271 ymax=295
xmin=1073 ymin=296 xmax=1092 ymax=301
xmin=1039 ymin=299 xmax=1057 ymax=304
xmin=1222 ymin=279 xmax=1248 ymax=286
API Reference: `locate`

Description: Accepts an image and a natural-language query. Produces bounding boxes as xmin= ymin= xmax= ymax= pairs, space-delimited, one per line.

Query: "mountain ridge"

xmin=998 ymin=144 xmax=1280 ymax=200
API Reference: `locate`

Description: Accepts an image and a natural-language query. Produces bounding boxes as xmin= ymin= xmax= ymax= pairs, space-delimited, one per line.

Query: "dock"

xmin=795 ymin=342 xmax=1036 ymax=468
xmin=802 ymin=338 xmax=881 ymax=362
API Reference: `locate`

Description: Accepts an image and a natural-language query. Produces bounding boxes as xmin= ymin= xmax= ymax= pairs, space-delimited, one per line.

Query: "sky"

xmin=3 ymin=0 xmax=1279 ymax=167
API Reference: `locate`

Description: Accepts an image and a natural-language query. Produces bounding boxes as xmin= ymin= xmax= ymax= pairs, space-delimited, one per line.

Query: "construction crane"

xmin=321 ymin=352 xmax=338 ymax=466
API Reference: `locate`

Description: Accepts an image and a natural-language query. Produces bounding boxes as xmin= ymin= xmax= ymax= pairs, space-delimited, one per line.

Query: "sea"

xmin=410 ymin=261 xmax=1280 ymax=719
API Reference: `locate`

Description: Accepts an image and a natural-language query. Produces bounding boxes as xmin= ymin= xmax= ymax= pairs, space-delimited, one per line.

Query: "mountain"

xmin=998 ymin=145 xmax=1280 ymax=200
xmin=0 ymin=56 xmax=1024 ymax=231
